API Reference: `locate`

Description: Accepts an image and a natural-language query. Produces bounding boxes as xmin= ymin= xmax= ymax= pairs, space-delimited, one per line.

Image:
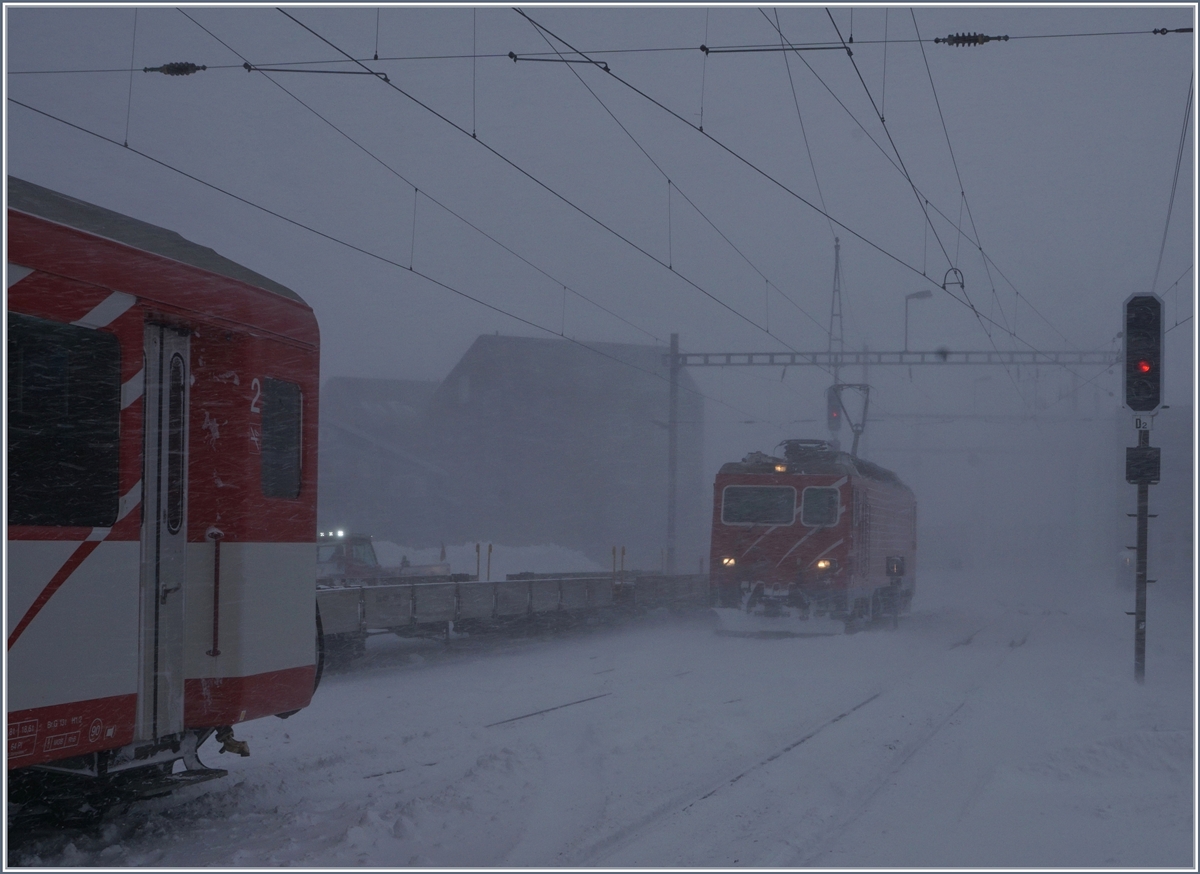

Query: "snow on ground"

xmin=9 ymin=568 xmax=1194 ymax=867
xmin=372 ymin=541 xmax=603 ymax=582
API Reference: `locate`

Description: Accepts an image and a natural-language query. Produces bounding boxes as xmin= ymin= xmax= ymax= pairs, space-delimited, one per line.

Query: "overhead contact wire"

xmin=178 ymin=9 xmax=660 ymax=344
xmin=759 ymin=9 xmax=1079 ymax=354
xmin=1149 ymin=73 xmax=1193 ymax=296
xmin=520 ymin=12 xmax=831 ymax=344
xmin=9 ymin=98 xmax=777 ymax=428
xmin=514 ymin=9 xmax=1047 ymax=361
xmin=278 ymin=7 xmax=801 ymax=352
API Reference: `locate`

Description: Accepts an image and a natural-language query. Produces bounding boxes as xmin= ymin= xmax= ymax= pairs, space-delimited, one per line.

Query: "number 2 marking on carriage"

xmin=250 ymin=378 xmax=262 ymax=413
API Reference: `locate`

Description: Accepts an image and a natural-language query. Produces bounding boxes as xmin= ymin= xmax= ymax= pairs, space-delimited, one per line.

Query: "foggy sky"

xmin=6 ymin=4 xmax=1196 ymax=479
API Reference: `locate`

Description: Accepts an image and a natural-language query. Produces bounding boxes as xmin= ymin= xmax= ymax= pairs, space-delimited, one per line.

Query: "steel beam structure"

xmin=670 ymin=350 xmax=1118 ymax=368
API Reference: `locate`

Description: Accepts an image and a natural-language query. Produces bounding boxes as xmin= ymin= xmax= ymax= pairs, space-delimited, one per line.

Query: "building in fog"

xmin=318 ymin=335 xmax=705 ymax=571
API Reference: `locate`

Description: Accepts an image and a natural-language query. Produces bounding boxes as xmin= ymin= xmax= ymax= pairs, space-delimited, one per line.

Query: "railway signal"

xmin=826 ymin=386 xmax=842 ymax=432
xmin=1121 ymin=294 xmax=1165 ymax=684
xmin=1123 ymin=293 xmax=1164 ymax=413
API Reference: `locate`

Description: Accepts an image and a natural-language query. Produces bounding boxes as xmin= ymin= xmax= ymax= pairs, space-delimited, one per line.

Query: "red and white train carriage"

xmin=7 ymin=178 xmax=320 ymax=804
xmin=710 ymin=438 xmax=916 ymax=632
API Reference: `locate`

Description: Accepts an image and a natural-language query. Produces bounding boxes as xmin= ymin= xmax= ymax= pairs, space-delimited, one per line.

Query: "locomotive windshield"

xmin=721 ymin=485 xmax=795 ymax=525
xmin=801 ymin=487 xmax=839 ymax=526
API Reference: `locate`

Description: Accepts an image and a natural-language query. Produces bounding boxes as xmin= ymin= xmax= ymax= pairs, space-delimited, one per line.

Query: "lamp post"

xmin=904 ymin=290 xmax=933 ymax=352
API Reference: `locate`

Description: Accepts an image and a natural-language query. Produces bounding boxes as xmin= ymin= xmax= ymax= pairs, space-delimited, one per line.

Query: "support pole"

xmin=1134 ymin=428 xmax=1149 ymax=683
xmin=667 ymin=332 xmax=679 ymax=575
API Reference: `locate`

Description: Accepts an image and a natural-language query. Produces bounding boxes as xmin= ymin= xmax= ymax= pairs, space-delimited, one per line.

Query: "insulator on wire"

xmin=144 ymin=62 xmax=207 ymax=76
xmin=933 ymin=33 xmax=1009 ymax=47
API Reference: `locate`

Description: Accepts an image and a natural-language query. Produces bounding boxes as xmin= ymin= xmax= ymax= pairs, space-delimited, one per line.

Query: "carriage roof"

xmin=7 ymin=176 xmax=302 ymax=303
xmin=719 ymin=445 xmax=911 ymax=492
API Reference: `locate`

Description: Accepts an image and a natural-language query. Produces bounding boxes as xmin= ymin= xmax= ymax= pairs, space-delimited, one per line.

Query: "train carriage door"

xmin=138 ymin=325 xmax=189 ymax=740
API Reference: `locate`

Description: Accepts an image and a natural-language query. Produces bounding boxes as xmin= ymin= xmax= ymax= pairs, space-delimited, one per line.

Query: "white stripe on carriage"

xmin=7 ymin=263 xmax=34 ymax=288
xmin=71 ymin=291 xmax=136 ymax=329
xmin=121 ymin=368 xmax=145 ymax=409
xmin=776 ymin=528 xmax=819 ymax=566
xmin=741 ymin=525 xmax=780 ymax=559
xmin=117 ymin=481 xmax=142 ymax=522
xmin=808 ymin=538 xmax=845 ymax=566
xmin=86 ymin=527 xmax=111 ymax=541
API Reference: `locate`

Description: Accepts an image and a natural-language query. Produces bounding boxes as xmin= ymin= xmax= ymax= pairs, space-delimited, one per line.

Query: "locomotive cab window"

xmin=721 ymin=486 xmax=795 ymax=526
xmin=8 ymin=313 xmax=121 ymax=526
xmin=801 ymin=487 xmax=839 ymax=527
xmin=261 ymin=377 xmax=302 ymax=498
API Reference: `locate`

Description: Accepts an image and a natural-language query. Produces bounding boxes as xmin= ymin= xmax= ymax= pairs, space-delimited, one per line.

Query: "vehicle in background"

xmin=710 ymin=439 xmax=916 ymax=634
xmin=317 ymin=531 xmax=451 ymax=584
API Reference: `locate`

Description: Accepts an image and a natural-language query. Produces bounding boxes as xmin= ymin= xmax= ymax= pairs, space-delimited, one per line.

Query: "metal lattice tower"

xmin=828 ymin=237 xmax=844 ymax=386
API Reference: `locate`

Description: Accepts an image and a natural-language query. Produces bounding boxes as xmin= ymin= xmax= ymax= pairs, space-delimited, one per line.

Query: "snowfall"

xmin=8 ymin=547 xmax=1195 ymax=868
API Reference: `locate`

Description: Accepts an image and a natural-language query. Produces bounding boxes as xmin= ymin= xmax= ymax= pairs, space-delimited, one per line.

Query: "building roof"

xmin=7 ymin=176 xmax=302 ymax=302
xmin=430 ymin=333 xmax=701 ymax=410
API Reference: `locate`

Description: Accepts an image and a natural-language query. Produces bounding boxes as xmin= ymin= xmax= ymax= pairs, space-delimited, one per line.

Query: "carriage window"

xmin=8 ymin=313 xmax=121 ymax=526
xmin=722 ymin=486 xmax=795 ymax=525
xmin=801 ymin=487 xmax=839 ymax=527
xmin=350 ymin=541 xmax=379 ymax=567
xmin=261 ymin=377 xmax=301 ymax=498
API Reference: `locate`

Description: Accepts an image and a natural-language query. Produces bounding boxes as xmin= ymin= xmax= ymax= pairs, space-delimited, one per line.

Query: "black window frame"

xmin=801 ymin=487 xmax=840 ymax=527
xmin=721 ymin=485 xmax=796 ymax=526
xmin=7 ymin=312 xmax=122 ymax=527
xmin=260 ymin=376 xmax=302 ymax=499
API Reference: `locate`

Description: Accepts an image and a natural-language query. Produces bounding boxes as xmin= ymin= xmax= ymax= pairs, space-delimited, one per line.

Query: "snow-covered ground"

xmin=9 ymin=568 xmax=1194 ymax=867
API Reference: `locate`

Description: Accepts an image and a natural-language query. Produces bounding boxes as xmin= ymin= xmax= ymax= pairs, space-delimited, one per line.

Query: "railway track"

xmin=563 ymin=611 xmax=1016 ymax=867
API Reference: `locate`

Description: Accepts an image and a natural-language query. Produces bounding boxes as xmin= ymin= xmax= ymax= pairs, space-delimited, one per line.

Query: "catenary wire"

xmin=177 ymin=8 xmax=663 ymax=346
xmin=763 ymin=8 xmax=1086 ymax=382
xmin=514 ymin=8 xmax=1077 ymax=371
xmin=523 ymin=15 xmax=843 ymax=406
xmin=273 ymin=7 xmax=904 ymax=424
xmin=11 ymin=26 xmax=1193 ymax=75
xmin=276 ymin=7 xmax=816 ymax=358
xmin=1149 ymin=73 xmax=1193 ymax=296
xmin=906 ymin=9 xmax=1027 ymax=405
xmin=519 ymin=11 xmax=834 ymax=348
xmin=773 ymin=8 xmax=837 ymax=241
xmin=758 ymin=8 xmax=1083 ymax=353
xmin=7 ymin=96 xmax=783 ymax=430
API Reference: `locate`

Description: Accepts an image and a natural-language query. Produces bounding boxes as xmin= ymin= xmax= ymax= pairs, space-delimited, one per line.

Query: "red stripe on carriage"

xmin=6 ymin=539 xmax=102 ymax=650
xmin=184 ymin=666 xmax=316 ymax=725
xmin=7 ymin=693 xmax=137 ymax=768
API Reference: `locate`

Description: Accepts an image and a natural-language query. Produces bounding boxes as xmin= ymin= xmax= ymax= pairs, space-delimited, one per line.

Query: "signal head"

xmin=1123 ymin=294 xmax=1163 ymax=412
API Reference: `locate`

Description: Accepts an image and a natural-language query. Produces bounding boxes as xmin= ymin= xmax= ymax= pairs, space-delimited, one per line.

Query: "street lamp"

xmin=904 ymin=290 xmax=933 ymax=352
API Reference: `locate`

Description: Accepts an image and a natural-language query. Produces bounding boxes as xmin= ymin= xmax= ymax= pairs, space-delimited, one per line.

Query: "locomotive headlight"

xmin=816 ymin=559 xmax=832 ymax=570
xmin=774 ymin=463 xmax=787 ymax=473
xmin=722 ymin=556 xmax=736 ymax=567
xmin=337 ymin=529 xmax=345 ymax=538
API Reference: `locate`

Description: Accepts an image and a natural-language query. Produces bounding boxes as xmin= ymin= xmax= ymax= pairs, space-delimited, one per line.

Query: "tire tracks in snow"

xmin=568 ymin=612 xmax=1013 ymax=867
xmin=563 ymin=688 xmax=886 ymax=865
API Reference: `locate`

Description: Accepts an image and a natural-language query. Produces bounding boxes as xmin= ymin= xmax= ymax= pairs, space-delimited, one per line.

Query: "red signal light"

xmin=1137 ymin=360 xmax=1152 ymax=374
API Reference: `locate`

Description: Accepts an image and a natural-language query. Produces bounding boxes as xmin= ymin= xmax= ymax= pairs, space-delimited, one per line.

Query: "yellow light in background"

xmin=816 ymin=559 xmax=831 ymax=570
xmin=774 ymin=463 xmax=787 ymax=472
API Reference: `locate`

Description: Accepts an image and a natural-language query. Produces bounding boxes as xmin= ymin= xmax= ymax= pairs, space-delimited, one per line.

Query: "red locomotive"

xmin=710 ymin=439 xmax=916 ymax=631
xmin=7 ymin=178 xmax=320 ymax=811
